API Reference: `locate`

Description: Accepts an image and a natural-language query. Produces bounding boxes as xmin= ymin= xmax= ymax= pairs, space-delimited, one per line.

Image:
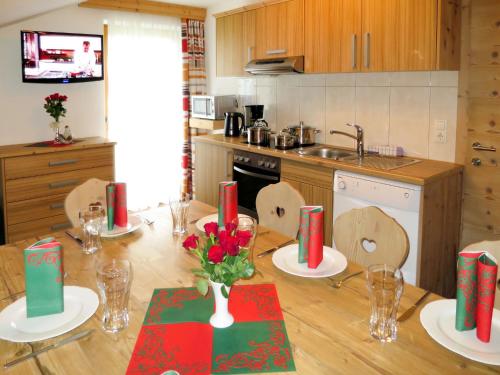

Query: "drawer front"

xmin=281 ymin=159 xmax=333 ymax=189
xmin=5 ymin=166 xmax=114 ymax=203
xmin=8 ymin=214 xmax=72 ymax=243
xmin=7 ymin=194 xmax=67 ymax=225
xmin=4 ymin=146 xmax=114 ymax=180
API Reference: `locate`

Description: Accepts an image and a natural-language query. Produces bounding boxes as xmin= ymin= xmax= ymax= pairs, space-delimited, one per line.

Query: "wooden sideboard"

xmin=0 ymin=138 xmax=115 ymax=244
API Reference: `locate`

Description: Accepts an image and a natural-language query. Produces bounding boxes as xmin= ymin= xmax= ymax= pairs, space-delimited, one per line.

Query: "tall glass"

xmin=79 ymin=205 xmax=104 ymax=254
xmin=169 ymin=197 xmax=190 ymax=234
xmin=96 ymin=257 xmax=133 ymax=333
xmin=365 ymin=264 xmax=404 ymax=343
xmin=234 ymin=216 xmax=257 ymax=263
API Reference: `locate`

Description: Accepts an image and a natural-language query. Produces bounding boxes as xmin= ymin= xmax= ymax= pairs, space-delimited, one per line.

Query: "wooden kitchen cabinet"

xmin=194 ymin=142 xmax=233 ymax=207
xmin=0 ymin=139 xmax=115 ymax=243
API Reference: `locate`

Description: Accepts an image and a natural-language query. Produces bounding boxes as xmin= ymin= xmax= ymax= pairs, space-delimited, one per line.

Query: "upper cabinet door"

xmin=216 ymin=13 xmax=244 ymax=77
xmin=255 ymin=0 xmax=305 ymax=60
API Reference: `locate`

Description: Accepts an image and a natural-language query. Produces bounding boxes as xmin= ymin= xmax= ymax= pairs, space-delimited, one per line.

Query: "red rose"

xmin=182 ymin=234 xmax=199 ymax=250
xmin=225 ymin=222 xmax=237 ymax=234
xmin=204 ymin=222 xmax=219 ymax=237
xmin=45 ymin=96 xmax=49 ymax=101
xmin=236 ymin=230 xmax=253 ymax=247
xmin=219 ymin=230 xmax=239 ymax=256
xmin=208 ymin=245 xmax=225 ymax=264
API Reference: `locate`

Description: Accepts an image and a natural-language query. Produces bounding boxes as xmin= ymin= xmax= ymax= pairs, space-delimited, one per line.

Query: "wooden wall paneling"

xmin=468 ymin=98 xmax=500 ymax=135
xmin=436 ymin=0 xmax=461 ymax=70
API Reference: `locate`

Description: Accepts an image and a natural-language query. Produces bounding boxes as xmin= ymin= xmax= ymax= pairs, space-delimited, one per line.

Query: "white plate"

xmin=195 ymin=213 xmax=249 ymax=233
xmin=101 ymin=214 xmax=142 ymax=238
xmin=272 ymin=244 xmax=347 ymax=278
xmin=0 ymin=286 xmax=99 ymax=343
xmin=420 ymin=299 xmax=500 ymax=365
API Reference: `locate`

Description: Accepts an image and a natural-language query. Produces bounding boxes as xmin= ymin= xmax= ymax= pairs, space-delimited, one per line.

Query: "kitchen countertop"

xmin=0 ymin=137 xmax=115 ymax=159
xmin=194 ymin=134 xmax=463 ymax=186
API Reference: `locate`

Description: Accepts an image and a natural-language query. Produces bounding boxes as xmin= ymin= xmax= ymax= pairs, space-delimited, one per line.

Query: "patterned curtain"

xmin=182 ymin=19 xmax=206 ymax=198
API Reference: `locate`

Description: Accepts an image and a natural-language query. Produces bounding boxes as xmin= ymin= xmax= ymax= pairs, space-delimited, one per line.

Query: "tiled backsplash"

xmin=212 ymin=71 xmax=458 ymax=162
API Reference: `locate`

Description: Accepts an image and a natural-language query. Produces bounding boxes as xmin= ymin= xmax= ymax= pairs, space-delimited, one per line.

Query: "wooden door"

xmin=255 ymin=0 xmax=304 ymax=60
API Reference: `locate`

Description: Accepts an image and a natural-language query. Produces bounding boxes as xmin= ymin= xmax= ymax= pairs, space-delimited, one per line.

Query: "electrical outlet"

xmin=432 ymin=120 xmax=448 ymax=143
xmin=434 ymin=120 xmax=447 ymax=131
xmin=433 ymin=130 xmax=447 ymax=143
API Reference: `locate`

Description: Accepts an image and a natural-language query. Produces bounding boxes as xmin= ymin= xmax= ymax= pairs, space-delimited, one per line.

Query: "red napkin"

xmin=218 ymin=182 xmax=238 ymax=228
xmin=114 ymin=183 xmax=128 ymax=227
xmin=298 ymin=206 xmax=324 ymax=269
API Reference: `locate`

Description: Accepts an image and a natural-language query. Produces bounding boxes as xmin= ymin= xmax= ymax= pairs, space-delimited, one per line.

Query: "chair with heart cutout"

xmin=65 ymin=178 xmax=110 ymax=227
xmin=333 ymin=206 xmax=409 ymax=269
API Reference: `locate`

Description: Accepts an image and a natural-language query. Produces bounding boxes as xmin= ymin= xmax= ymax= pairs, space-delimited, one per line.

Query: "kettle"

xmin=224 ymin=112 xmax=244 ymax=137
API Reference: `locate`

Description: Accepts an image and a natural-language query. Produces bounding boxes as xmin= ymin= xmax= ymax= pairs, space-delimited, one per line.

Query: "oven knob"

xmin=244 ymin=157 xmax=250 ymax=163
xmin=257 ymin=160 xmax=264 ymax=167
xmin=338 ymin=180 xmax=346 ymax=190
xmin=269 ymin=162 xmax=276 ymax=169
xmin=264 ymin=161 xmax=270 ymax=168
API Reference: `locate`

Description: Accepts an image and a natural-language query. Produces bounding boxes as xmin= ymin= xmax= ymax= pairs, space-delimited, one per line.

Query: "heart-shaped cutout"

xmin=361 ymin=238 xmax=377 ymax=253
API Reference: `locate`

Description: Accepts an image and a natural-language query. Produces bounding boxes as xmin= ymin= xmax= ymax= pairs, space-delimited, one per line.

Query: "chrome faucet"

xmin=329 ymin=123 xmax=364 ymax=158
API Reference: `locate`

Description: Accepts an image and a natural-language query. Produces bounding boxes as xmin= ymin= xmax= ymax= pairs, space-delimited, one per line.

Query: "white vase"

xmin=209 ymin=279 xmax=234 ymax=328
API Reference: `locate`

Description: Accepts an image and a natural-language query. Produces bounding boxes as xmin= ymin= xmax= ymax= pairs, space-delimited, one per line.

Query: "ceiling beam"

xmin=79 ymin=0 xmax=206 ymax=20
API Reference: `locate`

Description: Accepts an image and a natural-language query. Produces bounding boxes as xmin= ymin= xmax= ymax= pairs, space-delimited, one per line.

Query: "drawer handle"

xmin=48 ymin=159 xmax=79 ymax=167
xmin=266 ymin=49 xmax=287 ymax=55
xmin=49 ymin=179 xmax=79 ymax=189
xmin=50 ymin=222 xmax=72 ymax=231
xmin=472 ymin=142 xmax=496 ymax=152
xmin=50 ymin=202 xmax=65 ymax=209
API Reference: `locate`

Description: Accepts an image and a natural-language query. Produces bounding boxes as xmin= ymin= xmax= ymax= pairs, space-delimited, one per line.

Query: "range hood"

xmin=244 ymin=56 xmax=304 ymax=75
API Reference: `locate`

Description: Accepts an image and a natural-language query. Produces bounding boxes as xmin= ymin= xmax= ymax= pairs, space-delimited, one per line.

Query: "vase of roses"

xmin=43 ymin=93 xmax=68 ymax=143
xmin=182 ymin=221 xmax=255 ymax=328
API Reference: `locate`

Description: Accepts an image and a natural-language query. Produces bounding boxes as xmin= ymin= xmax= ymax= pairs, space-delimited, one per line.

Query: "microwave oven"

xmin=191 ymin=95 xmax=238 ymax=120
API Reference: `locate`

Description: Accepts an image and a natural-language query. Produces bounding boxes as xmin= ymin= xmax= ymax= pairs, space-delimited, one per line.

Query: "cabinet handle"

xmin=351 ymin=34 xmax=357 ymax=69
xmin=472 ymin=142 xmax=496 ymax=152
xmin=50 ymin=222 xmax=72 ymax=231
xmin=50 ymin=202 xmax=65 ymax=209
xmin=48 ymin=159 xmax=79 ymax=167
xmin=49 ymin=179 xmax=79 ymax=189
xmin=266 ymin=49 xmax=286 ymax=55
xmin=364 ymin=32 xmax=370 ymax=68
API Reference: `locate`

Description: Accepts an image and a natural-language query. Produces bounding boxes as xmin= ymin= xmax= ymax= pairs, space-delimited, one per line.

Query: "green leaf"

xmin=196 ymin=278 xmax=209 ymax=296
xmin=243 ymin=263 xmax=255 ymax=278
xmin=221 ymin=284 xmax=229 ymax=298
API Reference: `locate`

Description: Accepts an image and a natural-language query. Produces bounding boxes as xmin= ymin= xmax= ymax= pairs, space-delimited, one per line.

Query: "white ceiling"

xmin=0 ymin=0 xmax=221 ymax=28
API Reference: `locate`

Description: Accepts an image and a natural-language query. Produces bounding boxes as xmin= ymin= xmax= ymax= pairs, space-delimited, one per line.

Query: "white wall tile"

xmin=300 ymin=86 xmax=326 ymax=143
xmin=256 ymin=85 xmax=277 ymax=131
xmin=325 ymin=73 xmax=356 ymax=87
xmin=390 ymin=72 xmax=430 ymax=87
xmin=325 ymin=87 xmax=356 ymax=149
xmin=389 ymin=87 xmax=431 ymax=158
xmin=256 ymin=76 xmax=276 ymax=87
xmin=299 ymin=74 xmax=326 ymax=87
xmin=237 ymin=78 xmax=256 ymax=96
xmin=356 ymin=72 xmax=391 ymax=87
xmin=213 ymin=77 xmax=239 ymax=95
xmin=355 ymin=87 xmax=390 ymax=146
xmin=428 ymin=87 xmax=458 ymax=162
xmin=277 ymin=76 xmax=300 ymax=129
xmin=430 ymin=71 xmax=459 ymax=87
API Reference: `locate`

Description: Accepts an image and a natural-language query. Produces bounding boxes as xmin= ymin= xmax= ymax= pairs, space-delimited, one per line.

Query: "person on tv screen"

xmin=72 ymin=40 xmax=96 ymax=77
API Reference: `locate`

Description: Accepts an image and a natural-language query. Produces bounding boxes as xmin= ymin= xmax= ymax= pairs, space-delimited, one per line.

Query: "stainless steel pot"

xmin=248 ymin=121 xmax=270 ymax=145
xmin=287 ymin=121 xmax=321 ymax=146
xmin=275 ymin=131 xmax=297 ymax=150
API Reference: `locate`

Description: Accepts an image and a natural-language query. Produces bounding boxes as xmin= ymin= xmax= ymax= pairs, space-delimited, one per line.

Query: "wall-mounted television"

xmin=21 ymin=30 xmax=104 ymax=83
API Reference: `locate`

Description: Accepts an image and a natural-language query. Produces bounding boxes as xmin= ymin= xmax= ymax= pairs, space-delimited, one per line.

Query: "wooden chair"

xmin=256 ymin=182 xmax=306 ymax=239
xmin=333 ymin=206 xmax=409 ymax=268
xmin=462 ymin=240 xmax=500 ymax=310
xmin=65 ymin=178 xmax=110 ymax=227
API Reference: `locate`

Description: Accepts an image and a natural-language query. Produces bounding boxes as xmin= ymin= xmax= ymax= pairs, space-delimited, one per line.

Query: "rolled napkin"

xmin=114 ymin=182 xmax=128 ymax=227
xmin=456 ymin=250 xmax=498 ymax=342
xmin=106 ymin=183 xmax=116 ymax=231
xmin=298 ymin=206 xmax=324 ymax=268
xmin=24 ymin=237 xmax=64 ymax=317
xmin=218 ymin=181 xmax=238 ymax=228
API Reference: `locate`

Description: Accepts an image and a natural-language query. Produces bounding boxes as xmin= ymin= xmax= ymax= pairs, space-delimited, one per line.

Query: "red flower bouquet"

xmin=182 ymin=222 xmax=255 ymax=298
xmin=44 ymin=93 xmax=68 ymax=122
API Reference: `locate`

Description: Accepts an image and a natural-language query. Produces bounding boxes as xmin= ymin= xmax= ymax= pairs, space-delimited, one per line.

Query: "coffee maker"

xmin=243 ymin=105 xmax=265 ymax=134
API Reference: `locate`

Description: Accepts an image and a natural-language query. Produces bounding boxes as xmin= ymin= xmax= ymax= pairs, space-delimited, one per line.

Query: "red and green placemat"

xmin=127 ymin=284 xmax=295 ymax=375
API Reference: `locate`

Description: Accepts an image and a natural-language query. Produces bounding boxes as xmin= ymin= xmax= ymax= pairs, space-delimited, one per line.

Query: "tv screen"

xmin=21 ymin=30 xmax=104 ymax=83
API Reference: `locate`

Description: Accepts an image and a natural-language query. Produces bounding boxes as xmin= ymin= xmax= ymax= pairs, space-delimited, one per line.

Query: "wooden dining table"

xmin=0 ymin=200 xmax=498 ymax=374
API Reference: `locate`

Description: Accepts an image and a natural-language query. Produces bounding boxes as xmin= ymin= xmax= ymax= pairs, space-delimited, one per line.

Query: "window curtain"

xmin=181 ymin=19 xmax=206 ymax=198
xmin=108 ymin=17 xmax=183 ymax=209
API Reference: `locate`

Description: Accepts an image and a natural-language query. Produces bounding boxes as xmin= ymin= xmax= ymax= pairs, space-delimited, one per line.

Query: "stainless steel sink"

xmin=295 ymin=147 xmax=358 ymax=161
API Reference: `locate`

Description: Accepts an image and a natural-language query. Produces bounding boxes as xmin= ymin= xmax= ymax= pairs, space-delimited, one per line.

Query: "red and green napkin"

xmin=126 ymin=284 xmax=295 ymax=374
xmin=218 ymin=181 xmax=238 ymax=228
xmin=24 ymin=237 xmax=64 ymax=317
xmin=106 ymin=182 xmax=127 ymax=229
xmin=456 ymin=250 xmax=498 ymax=342
xmin=298 ymin=206 xmax=324 ymax=268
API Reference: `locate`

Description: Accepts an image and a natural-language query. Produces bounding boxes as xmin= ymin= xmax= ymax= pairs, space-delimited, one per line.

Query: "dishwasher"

xmin=333 ymin=171 xmax=422 ymax=286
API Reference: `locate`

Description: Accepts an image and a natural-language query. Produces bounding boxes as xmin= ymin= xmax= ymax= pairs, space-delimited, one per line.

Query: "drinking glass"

xmin=169 ymin=197 xmax=190 ymax=234
xmin=79 ymin=205 xmax=104 ymax=254
xmin=96 ymin=257 xmax=133 ymax=333
xmin=365 ymin=264 xmax=404 ymax=343
xmin=234 ymin=216 xmax=257 ymax=263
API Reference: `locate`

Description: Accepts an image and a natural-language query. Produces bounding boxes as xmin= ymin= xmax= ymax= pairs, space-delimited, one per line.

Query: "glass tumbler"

xmin=96 ymin=257 xmax=133 ymax=333
xmin=234 ymin=216 xmax=257 ymax=263
xmin=169 ymin=198 xmax=190 ymax=234
xmin=79 ymin=205 xmax=104 ymax=254
xmin=365 ymin=264 xmax=404 ymax=343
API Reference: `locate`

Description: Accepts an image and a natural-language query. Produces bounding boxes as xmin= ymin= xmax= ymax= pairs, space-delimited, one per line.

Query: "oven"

xmin=232 ymin=150 xmax=280 ymax=219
